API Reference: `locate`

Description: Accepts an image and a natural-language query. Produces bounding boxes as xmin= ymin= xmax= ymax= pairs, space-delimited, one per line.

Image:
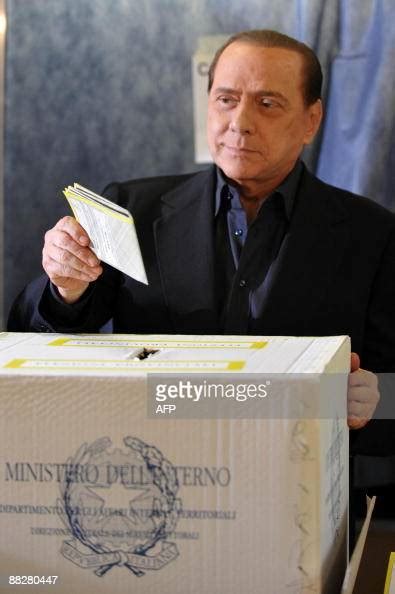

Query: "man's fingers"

xmin=347 ymin=367 xmax=380 ymax=430
xmin=348 ymin=382 xmax=379 ymax=409
xmin=43 ymin=216 xmax=102 ymax=285
xmin=45 ymin=229 xmax=100 ymax=268
xmin=350 ymin=352 xmax=360 ymax=373
xmin=41 ymin=216 xmax=103 ymax=303
xmin=348 ymin=417 xmax=369 ymax=430
xmin=43 ymin=241 xmax=102 ymax=281
xmin=347 ymin=398 xmax=372 ymax=430
xmin=348 ymin=399 xmax=376 ymax=418
xmin=348 ymin=368 xmax=378 ymax=390
xmin=43 ymin=255 xmax=100 ymax=283
xmin=45 ymin=241 xmax=101 ymax=277
xmin=54 ymin=216 xmax=91 ymax=246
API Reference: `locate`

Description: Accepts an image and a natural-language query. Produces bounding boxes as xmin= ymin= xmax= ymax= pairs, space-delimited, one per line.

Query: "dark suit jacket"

xmin=7 ymin=164 xmax=395 ymax=454
xmin=8 ymin=164 xmax=395 ymax=373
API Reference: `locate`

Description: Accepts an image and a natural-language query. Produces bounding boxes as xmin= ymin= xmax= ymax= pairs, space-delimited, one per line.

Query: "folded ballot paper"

xmin=63 ymin=183 xmax=148 ymax=284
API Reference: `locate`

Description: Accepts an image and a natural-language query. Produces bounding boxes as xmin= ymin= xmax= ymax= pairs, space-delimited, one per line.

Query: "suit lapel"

xmin=152 ymin=165 xmax=350 ymax=335
xmin=153 ymin=167 xmax=219 ymax=332
xmin=255 ymin=169 xmax=350 ymax=332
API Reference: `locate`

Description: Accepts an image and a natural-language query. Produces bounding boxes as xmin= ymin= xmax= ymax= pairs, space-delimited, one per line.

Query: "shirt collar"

xmin=214 ymin=160 xmax=303 ymax=221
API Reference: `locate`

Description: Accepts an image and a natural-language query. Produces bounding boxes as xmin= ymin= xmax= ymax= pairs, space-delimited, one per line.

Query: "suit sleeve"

xmin=361 ymin=222 xmax=395 ymax=372
xmin=351 ymin=221 xmax=395 ymax=456
xmin=7 ymin=264 xmax=123 ymax=333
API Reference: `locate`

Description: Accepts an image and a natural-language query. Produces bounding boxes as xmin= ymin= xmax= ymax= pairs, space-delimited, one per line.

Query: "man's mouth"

xmin=223 ymin=145 xmax=257 ymax=155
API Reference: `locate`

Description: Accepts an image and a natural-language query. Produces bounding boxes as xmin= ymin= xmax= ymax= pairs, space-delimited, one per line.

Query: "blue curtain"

xmin=297 ymin=0 xmax=395 ymax=210
xmin=317 ymin=0 xmax=395 ymax=210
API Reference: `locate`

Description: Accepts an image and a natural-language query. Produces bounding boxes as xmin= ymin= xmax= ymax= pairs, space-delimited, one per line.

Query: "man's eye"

xmin=217 ymin=96 xmax=236 ymax=105
xmin=260 ymin=98 xmax=277 ymax=108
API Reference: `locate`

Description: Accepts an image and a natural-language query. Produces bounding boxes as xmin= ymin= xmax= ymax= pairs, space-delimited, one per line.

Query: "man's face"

xmin=207 ymin=42 xmax=322 ymax=192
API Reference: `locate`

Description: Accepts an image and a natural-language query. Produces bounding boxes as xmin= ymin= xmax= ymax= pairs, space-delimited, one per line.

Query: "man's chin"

xmin=217 ymin=162 xmax=258 ymax=184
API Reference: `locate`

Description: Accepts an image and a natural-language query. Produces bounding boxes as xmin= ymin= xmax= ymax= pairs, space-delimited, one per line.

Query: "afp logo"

xmin=58 ymin=436 xmax=182 ymax=577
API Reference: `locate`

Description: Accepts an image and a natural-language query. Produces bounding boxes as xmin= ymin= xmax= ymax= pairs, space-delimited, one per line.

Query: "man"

xmin=8 ymin=30 xmax=394 ymax=433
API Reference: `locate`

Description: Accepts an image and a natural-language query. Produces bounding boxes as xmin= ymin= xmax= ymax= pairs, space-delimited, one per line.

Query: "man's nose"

xmin=229 ymin=103 xmax=256 ymax=135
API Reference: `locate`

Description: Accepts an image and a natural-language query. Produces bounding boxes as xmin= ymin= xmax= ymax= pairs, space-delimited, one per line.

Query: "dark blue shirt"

xmin=214 ymin=161 xmax=303 ymax=333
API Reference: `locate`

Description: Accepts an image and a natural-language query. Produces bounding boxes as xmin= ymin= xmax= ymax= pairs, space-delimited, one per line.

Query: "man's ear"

xmin=303 ymin=99 xmax=323 ymax=145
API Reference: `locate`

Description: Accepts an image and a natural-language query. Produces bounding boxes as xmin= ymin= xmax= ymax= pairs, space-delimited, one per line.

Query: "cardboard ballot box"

xmin=0 ymin=333 xmax=350 ymax=594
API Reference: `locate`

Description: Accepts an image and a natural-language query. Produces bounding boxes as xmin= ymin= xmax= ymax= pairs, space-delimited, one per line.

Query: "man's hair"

xmin=207 ymin=29 xmax=323 ymax=106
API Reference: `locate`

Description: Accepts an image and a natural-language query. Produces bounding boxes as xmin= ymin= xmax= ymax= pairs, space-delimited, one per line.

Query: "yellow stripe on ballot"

xmin=3 ymin=358 xmax=246 ymax=372
xmin=47 ymin=337 xmax=268 ymax=350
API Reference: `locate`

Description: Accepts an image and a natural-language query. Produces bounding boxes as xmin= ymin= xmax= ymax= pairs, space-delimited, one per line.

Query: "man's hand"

xmin=42 ymin=216 xmax=103 ymax=304
xmin=347 ymin=352 xmax=380 ymax=429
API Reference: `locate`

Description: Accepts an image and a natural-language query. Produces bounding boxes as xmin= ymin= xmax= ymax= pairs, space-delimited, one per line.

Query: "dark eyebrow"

xmin=213 ymin=87 xmax=289 ymax=105
xmin=213 ymin=86 xmax=241 ymax=95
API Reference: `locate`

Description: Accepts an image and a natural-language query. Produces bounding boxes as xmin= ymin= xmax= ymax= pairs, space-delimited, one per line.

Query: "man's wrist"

xmin=49 ymin=282 xmax=94 ymax=309
xmin=57 ymin=284 xmax=89 ymax=304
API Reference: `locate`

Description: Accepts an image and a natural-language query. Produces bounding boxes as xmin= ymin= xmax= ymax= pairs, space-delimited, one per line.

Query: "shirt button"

xmin=234 ymin=229 xmax=243 ymax=237
xmin=239 ymin=279 xmax=247 ymax=287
